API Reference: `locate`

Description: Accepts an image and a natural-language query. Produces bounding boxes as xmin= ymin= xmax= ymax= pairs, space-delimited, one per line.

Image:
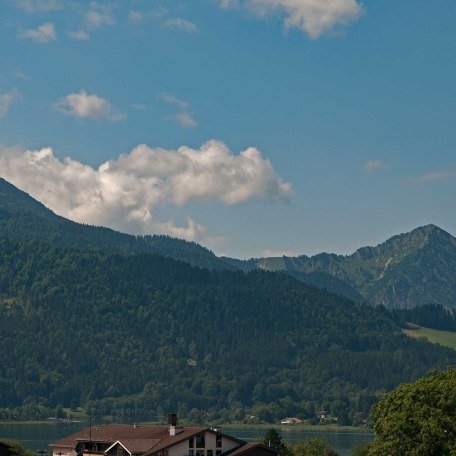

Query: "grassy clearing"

xmin=403 ymin=323 xmax=456 ymax=351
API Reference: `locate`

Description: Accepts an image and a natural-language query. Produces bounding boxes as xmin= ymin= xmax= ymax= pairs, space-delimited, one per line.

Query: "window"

xmin=207 ymin=450 xmax=213 ymax=456
xmin=189 ymin=439 xmax=194 ymax=449
xmin=196 ymin=451 xmax=204 ymax=456
xmin=216 ymin=436 xmax=222 ymax=449
xmin=189 ymin=451 xmax=194 ymax=456
xmin=216 ymin=451 xmax=222 ymax=456
xmin=196 ymin=434 xmax=205 ymax=448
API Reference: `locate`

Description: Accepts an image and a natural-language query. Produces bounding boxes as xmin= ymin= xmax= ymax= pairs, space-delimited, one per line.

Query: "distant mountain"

xmin=0 ymin=235 xmax=455 ymax=425
xmin=0 ymin=178 xmax=233 ymax=271
xmin=0 ymin=177 xmax=455 ymax=425
xmin=2 ymin=177 xmax=455 ymax=309
xmin=226 ymin=225 xmax=456 ymax=309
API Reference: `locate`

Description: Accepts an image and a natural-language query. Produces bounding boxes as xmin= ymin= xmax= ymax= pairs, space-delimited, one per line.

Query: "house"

xmin=279 ymin=418 xmax=302 ymax=425
xmin=50 ymin=415 xmax=278 ymax=456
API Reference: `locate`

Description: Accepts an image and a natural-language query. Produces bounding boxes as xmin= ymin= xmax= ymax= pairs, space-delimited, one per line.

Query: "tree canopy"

xmin=293 ymin=437 xmax=339 ymax=456
xmin=369 ymin=368 xmax=456 ymax=455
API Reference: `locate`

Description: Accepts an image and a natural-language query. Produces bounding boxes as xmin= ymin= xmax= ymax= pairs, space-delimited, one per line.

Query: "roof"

xmin=105 ymin=440 xmax=162 ymax=454
xmin=227 ymin=444 xmax=278 ymax=456
xmin=50 ymin=425 xmax=205 ymax=450
xmin=143 ymin=428 xmax=244 ymax=456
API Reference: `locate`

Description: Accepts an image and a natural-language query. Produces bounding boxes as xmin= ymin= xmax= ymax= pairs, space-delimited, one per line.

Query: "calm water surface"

xmin=0 ymin=423 xmax=373 ymax=456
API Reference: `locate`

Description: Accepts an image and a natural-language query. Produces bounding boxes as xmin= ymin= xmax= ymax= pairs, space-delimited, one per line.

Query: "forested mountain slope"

xmin=227 ymin=225 xmax=456 ymax=309
xmin=0 ymin=178 xmax=232 ymax=271
xmin=3 ymin=178 xmax=456 ymax=309
xmin=0 ymin=235 xmax=455 ymax=424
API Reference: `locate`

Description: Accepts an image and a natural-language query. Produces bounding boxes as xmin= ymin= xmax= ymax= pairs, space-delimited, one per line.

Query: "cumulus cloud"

xmin=13 ymin=0 xmax=63 ymax=13
xmin=0 ymin=141 xmax=292 ymax=245
xmin=165 ymin=17 xmax=198 ymax=33
xmin=218 ymin=0 xmax=364 ymax=38
xmin=54 ymin=91 xmax=125 ymax=122
xmin=20 ymin=22 xmax=56 ymax=43
xmin=364 ymin=160 xmax=389 ymax=173
xmin=0 ymin=89 xmax=20 ymax=118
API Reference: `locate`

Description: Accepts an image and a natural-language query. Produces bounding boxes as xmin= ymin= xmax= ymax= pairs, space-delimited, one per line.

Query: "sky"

xmin=0 ymin=0 xmax=455 ymax=259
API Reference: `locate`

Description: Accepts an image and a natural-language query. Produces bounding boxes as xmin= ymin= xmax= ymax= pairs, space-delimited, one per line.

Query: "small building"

xmin=279 ymin=418 xmax=302 ymax=425
xmin=50 ymin=416 xmax=277 ymax=456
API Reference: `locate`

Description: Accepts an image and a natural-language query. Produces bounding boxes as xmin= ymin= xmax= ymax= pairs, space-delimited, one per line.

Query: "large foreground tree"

xmin=369 ymin=368 xmax=456 ymax=455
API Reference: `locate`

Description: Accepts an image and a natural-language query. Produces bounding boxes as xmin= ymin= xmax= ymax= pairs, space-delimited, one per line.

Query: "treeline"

xmin=1 ymin=235 xmax=455 ymax=425
xmin=0 ymin=178 xmax=230 ymax=271
xmin=389 ymin=304 xmax=456 ymax=331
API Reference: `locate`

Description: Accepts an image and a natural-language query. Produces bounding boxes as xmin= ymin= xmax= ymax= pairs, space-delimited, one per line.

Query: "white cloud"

xmin=85 ymin=2 xmax=115 ymax=30
xmin=165 ymin=17 xmax=198 ymax=33
xmin=54 ymin=91 xmax=125 ymax=122
xmin=67 ymin=30 xmax=91 ymax=41
xmin=13 ymin=0 xmax=63 ymax=13
xmin=174 ymin=112 xmax=198 ymax=128
xmin=158 ymin=92 xmax=197 ymax=128
xmin=20 ymin=22 xmax=56 ymax=43
xmin=414 ymin=171 xmax=456 ymax=182
xmin=157 ymin=92 xmax=189 ymax=110
xmin=218 ymin=0 xmax=364 ymax=39
xmin=0 ymin=141 xmax=292 ymax=245
xmin=364 ymin=160 xmax=389 ymax=173
xmin=0 ymin=89 xmax=20 ymax=118
xmin=15 ymin=68 xmax=30 ymax=80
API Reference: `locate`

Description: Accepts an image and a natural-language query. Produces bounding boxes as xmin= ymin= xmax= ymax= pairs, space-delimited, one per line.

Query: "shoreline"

xmin=0 ymin=421 xmax=372 ymax=433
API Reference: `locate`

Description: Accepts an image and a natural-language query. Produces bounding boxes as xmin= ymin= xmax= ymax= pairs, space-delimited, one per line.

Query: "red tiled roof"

xmin=107 ymin=439 xmax=161 ymax=454
xmin=50 ymin=425 xmax=205 ymax=450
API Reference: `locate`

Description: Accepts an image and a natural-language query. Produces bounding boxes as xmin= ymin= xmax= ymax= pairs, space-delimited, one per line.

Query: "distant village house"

xmin=50 ymin=415 xmax=277 ymax=456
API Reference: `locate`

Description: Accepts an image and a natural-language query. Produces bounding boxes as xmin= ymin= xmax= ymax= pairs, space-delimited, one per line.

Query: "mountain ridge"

xmin=2 ymin=177 xmax=455 ymax=309
xmin=0 ymin=177 xmax=233 ymax=271
xmin=224 ymin=224 xmax=456 ymax=309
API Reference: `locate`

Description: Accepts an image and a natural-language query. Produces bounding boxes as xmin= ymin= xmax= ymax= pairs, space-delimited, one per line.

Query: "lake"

xmin=0 ymin=423 xmax=374 ymax=456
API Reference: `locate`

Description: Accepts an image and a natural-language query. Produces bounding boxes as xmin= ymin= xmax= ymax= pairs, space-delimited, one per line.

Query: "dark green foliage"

xmin=284 ymin=271 xmax=366 ymax=304
xmin=0 ymin=178 xmax=232 ymax=271
xmin=0 ymin=236 xmax=455 ymax=423
xmin=258 ymin=429 xmax=291 ymax=456
xmin=293 ymin=438 xmax=339 ymax=456
xmin=0 ymin=178 xmax=456 ymax=424
xmin=350 ymin=443 xmax=372 ymax=456
xmin=0 ymin=439 xmax=34 ymax=456
xmin=390 ymin=304 xmax=456 ymax=331
xmin=369 ymin=369 xmax=456 ymax=456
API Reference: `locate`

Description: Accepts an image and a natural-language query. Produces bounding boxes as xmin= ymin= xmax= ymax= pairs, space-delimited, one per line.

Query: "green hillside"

xmin=1 ymin=177 xmax=455 ymax=425
xmin=0 ymin=234 xmax=455 ymax=424
xmin=0 ymin=178 xmax=232 ymax=271
xmin=403 ymin=324 xmax=456 ymax=351
xmin=228 ymin=225 xmax=456 ymax=309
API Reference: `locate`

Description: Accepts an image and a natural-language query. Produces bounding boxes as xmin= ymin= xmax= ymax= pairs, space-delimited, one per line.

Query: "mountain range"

xmin=2 ymin=177 xmax=456 ymax=309
xmin=224 ymin=224 xmax=456 ymax=309
xmin=0 ymin=177 xmax=455 ymax=425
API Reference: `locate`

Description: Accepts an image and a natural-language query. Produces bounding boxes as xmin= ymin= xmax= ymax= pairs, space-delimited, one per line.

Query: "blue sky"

xmin=0 ymin=0 xmax=455 ymax=258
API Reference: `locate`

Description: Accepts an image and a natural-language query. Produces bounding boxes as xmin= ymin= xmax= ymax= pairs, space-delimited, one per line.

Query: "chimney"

xmin=168 ymin=413 xmax=182 ymax=435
